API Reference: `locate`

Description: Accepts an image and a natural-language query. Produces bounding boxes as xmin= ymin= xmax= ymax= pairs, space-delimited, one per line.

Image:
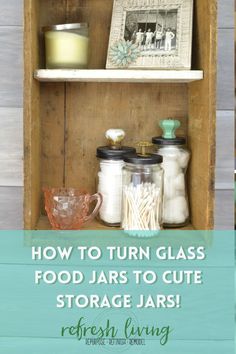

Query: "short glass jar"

xmin=122 ymin=154 xmax=163 ymax=234
xmin=42 ymin=23 xmax=89 ymax=69
xmin=152 ymin=137 xmax=190 ymax=228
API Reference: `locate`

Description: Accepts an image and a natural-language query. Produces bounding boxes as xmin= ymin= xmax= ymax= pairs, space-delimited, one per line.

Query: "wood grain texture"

xmin=23 ymin=0 xmax=233 ymax=230
xmin=38 ymin=0 xmax=67 ymax=68
xmin=36 ymin=215 xmax=194 ymax=230
xmin=39 ymin=0 xmax=67 ymax=25
xmin=0 ymin=0 xmax=23 ymax=26
xmin=65 ymin=82 xmax=188 ymax=191
xmin=66 ymin=0 xmax=113 ymax=69
xmin=24 ymin=0 xmax=72 ymax=228
xmin=216 ymin=169 xmax=234 ymax=189
xmin=217 ymin=29 xmax=234 ymax=110
xmin=218 ymin=0 xmax=234 ymax=28
xmin=215 ymin=110 xmax=234 ymax=189
xmin=39 ymin=0 xmax=68 ymax=216
xmin=0 ymin=108 xmax=23 ymax=187
xmin=24 ymin=0 xmax=219 ymax=230
xmin=0 ymin=187 xmax=23 ymax=229
xmin=24 ymin=0 xmax=41 ymax=229
xmin=188 ymin=0 xmax=217 ymax=229
xmin=0 ymin=0 xmax=230 ymax=230
xmin=0 ymin=27 xmax=23 ymax=107
xmin=0 ymin=160 xmax=23 ymax=187
xmin=215 ymin=190 xmax=234 ymax=229
xmin=216 ymin=0 xmax=234 ymax=192
xmin=0 ymin=107 xmax=23 ymax=160
xmin=40 ymin=83 xmax=65 ymax=191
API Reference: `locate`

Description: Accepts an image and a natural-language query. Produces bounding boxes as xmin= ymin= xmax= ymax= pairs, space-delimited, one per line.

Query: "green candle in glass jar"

xmin=43 ymin=23 xmax=89 ymax=69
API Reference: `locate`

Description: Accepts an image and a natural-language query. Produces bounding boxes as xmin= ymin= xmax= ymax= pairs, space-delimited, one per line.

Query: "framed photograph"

xmin=106 ymin=0 xmax=193 ymax=70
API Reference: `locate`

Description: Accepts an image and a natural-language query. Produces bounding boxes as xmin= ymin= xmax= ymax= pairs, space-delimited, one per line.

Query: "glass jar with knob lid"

xmin=96 ymin=129 xmax=136 ymax=227
xmin=152 ymin=119 xmax=191 ymax=228
xmin=122 ymin=142 xmax=164 ymax=235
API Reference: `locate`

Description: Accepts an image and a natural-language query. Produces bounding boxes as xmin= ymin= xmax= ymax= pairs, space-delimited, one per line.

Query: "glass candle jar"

xmin=152 ymin=119 xmax=191 ymax=228
xmin=122 ymin=154 xmax=163 ymax=234
xmin=96 ymin=129 xmax=136 ymax=227
xmin=42 ymin=23 xmax=89 ymax=69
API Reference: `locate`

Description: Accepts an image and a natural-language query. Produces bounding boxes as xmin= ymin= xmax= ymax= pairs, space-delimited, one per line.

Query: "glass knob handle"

xmin=105 ymin=129 xmax=125 ymax=148
xmin=159 ymin=119 xmax=181 ymax=139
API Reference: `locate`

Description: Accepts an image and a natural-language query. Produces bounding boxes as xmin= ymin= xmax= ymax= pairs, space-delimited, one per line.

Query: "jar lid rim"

xmin=124 ymin=153 xmax=163 ymax=165
xmin=152 ymin=136 xmax=186 ymax=145
xmin=97 ymin=146 xmax=136 ymax=160
xmin=42 ymin=23 xmax=88 ymax=32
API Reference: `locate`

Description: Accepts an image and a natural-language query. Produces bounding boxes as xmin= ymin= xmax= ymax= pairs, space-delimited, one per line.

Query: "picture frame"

xmin=106 ymin=0 xmax=193 ymax=70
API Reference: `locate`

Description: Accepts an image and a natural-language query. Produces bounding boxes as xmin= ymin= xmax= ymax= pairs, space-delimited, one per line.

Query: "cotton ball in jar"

xmin=178 ymin=149 xmax=190 ymax=169
xmin=164 ymin=176 xmax=176 ymax=200
xmin=163 ymin=196 xmax=189 ymax=224
xmin=163 ymin=201 xmax=177 ymax=224
xmin=173 ymin=173 xmax=185 ymax=194
xmin=162 ymin=158 xmax=181 ymax=178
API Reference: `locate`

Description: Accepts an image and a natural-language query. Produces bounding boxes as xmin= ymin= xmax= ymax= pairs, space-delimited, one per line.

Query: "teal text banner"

xmin=0 ymin=231 xmax=234 ymax=354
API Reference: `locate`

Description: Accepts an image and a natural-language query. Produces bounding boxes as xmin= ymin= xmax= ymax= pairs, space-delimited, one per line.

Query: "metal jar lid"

xmin=124 ymin=153 xmax=163 ymax=165
xmin=97 ymin=146 xmax=136 ymax=160
xmin=42 ymin=23 xmax=88 ymax=32
xmin=152 ymin=136 xmax=186 ymax=146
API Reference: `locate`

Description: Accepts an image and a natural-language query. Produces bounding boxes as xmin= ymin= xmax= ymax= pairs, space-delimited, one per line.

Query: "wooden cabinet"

xmin=24 ymin=0 xmax=217 ymax=230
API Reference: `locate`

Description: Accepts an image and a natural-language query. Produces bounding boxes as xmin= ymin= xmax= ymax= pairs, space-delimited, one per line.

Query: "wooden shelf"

xmin=36 ymin=216 xmax=194 ymax=231
xmin=34 ymin=69 xmax=204 ymax=83
xmin=24 ymin=1 xmax=216 ymax=231
xmin=27 ymin=219 xmax=213 ymax=251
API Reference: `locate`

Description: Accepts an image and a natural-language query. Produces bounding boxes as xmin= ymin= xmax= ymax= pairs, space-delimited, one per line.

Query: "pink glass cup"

xmin=43 ymin=188 xmax=103 ymax=230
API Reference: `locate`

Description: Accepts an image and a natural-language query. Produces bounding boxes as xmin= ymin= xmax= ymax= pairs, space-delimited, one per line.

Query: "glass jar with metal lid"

xmin=122 ymin=143 xmax=163 ymax=234
xmin=152 ymin=119 xmax=191 ymax=228
xmin=96 ymin=129 xmax=136 ymax=227
xmin=42 ymin=23 xmax=89 ymax=69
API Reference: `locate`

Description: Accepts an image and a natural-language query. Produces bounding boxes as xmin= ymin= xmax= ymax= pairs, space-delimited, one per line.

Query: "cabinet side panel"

xmin=188 ymin=0 xmax=217 ymax=229
xmin=65 ymin=82 xmax=188 ymax=192
xmin=24 ymin=0 xmax=41 ymax=229
xmin=39 ymin=0 xmax=67 ymax=214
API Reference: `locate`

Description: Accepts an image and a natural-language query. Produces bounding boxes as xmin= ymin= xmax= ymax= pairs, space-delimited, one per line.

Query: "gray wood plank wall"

xmin=215 ymin=0 xmax=235 ymax=229
xmin=0 ymin=0 xmax=234 ymax=229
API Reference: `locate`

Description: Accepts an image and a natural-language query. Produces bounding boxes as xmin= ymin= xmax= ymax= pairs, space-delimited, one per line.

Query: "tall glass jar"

xmin=122 ymin=154 xmax=163 ymax=233
xmin=152 ymin=119 xmax=191 ymax=228
xmin=96 ymin=130 xmax=136 ymax=227
xmin=42 ymin=23 xmax=89 ymax=69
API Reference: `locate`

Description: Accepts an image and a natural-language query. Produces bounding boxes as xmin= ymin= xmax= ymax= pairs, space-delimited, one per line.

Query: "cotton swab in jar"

xmin=122 ymin=183 xmax=161 ymax=231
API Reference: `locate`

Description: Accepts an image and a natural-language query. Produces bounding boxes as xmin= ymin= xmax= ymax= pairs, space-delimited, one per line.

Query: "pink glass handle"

xmin=84 ymin=193 xmax=103 ymax=223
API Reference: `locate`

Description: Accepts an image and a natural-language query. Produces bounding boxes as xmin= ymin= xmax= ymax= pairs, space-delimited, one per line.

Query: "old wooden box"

xmin=24 ymin=0 xmax=217 ymax=230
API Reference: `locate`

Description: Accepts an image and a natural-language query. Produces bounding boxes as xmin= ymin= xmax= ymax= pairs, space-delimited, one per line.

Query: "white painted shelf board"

xmin=34 ymin=69 xmax=204 ymax=83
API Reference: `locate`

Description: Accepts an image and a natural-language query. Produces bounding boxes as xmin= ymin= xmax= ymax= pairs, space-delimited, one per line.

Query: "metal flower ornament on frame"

xmin=106 ymin=0 xmax=193 ymax=69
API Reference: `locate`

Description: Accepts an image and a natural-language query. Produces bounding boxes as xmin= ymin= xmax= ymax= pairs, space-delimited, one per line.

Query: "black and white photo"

xmin=106 ymin=0 xmax=193 ymax=69
xmin=124 ymin=10 xmax=177 ymax=54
